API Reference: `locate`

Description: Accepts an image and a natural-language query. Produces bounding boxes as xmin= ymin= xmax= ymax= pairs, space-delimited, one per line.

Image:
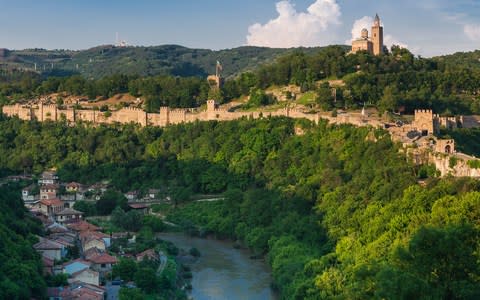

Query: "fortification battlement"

xmin=415 ymin=109 xmax=433 ymax=114
xmin=40 ymin=104 xmax=58 ymax=109
xmin=120 ymin=107 xmax=144 ymax=112
xmin=169 ymin=109 xmax=187 ymax=115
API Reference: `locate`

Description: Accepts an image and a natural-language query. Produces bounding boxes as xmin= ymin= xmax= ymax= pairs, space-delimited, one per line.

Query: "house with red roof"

xmin=69 ymin=268 xmax=100 ymax=286
xmin=66 ymin=182 xmax=85 ymax=193
xmin=40 ymin=184 xmax=59 ymax=200
xmin=34 ymin=238 xmax=67 ymax=260
xmin=86 ymin=251 xmax=118 ymax=274
xmin=136 ymin=249 xmax=159 ymax=262
xmin=65 ymin=220 xmax=100 ymax=233
xmin=128 ymin=203 xmax=149 ymax=214
xmin=55 ymin=207 xmax=84 ymax=225
xmin=38 ymin=198 xmax=64 ymax=216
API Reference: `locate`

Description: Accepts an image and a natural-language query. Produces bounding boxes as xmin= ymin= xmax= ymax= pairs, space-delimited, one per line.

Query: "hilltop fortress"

xmin=351 ymin=14 xmax=384 ymax=55
xmin=3 ymin=101 xmax=480 ymax=177
xmin=2 ymin=100 xmax=322 ymax=126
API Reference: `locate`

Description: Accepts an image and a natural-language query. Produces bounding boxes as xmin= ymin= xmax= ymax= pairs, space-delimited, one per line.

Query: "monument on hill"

xmin=351 ymin=14 xmax=384 ymax=55
xmin=207 ymin=61 xmax=224 ymax=90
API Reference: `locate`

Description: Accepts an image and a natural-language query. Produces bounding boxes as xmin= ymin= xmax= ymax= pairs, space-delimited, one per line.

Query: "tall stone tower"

xmin=371 ymin=14 xmax=384 ymax=55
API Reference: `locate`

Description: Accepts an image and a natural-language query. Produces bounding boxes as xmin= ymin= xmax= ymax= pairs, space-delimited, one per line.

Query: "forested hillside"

xmin=3 ymin=45 xmax=480 ymax=115
xmin=0 ymin=45 xmax=328 ymax=79
xmin=0 ymin=115 xmax=479 ymax=299
xmin=0 ymin=183 xmax=46 ymax=299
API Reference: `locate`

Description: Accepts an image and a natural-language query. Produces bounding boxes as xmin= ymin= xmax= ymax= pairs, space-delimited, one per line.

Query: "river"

xmin=160 ymin=233 xmax=277 ymax=300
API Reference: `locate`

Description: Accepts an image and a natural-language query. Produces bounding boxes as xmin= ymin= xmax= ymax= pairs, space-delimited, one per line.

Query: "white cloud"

xmin=348 ymin=16 xmax=408 ymax=50
xmin=246 ymin=0 xmax=341 ymax=48
xmin=348 ymin=16 xmax=372 ymax=42
xmin=464 ymin=24 xmax=480 ymax=41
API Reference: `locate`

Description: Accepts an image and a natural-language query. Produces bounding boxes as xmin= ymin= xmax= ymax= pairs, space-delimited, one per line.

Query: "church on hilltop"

xmin=351 ymin=14 xmax=384 ymax=55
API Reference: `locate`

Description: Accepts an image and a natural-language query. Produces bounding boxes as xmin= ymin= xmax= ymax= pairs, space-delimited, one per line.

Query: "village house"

xmin=22 ymin=184 xmax=37 ymax=203
xmin=148 ymin=188 xmax=160 ymax=199
xmin=136 ymin=249 xmax=159 ymax=262
xmin=47 ymin=282 xmax=105 ymax=300
xmin=125 ymin=190 xmax=139 ymax=201
xmin=79 ymin=230 xmax=111 ymax=249
xmin=86 ymin=251 xmax=118 ymax=274
xmin=128 ymin=203 xmax=149 ymax=214
xmin=54 ymin=207 xmax=84 ymax=225
xmin=66 ymin=182 xmax=84 ymax=193
xmin=69 ymin=268 xmax=100 ymax=286
xmin=33 ymin=238 xmax=67 ymax=261
xmin=63 ymin=259 xmax=91 ymax=276
xmin=87 ymin=183 xmax=109 ymax=194
xmin=40 ymin=184 xmax=59 ymax=200
xmin=82 ymin=236 xmax=106 ymax=253
xmin=38 ymin=198 xmax=64 ymax=216
xmin=46 ymin=222 xmax=69 ymax=235
xmin=38 ymin=170 xmax=58 ymax=185
xmin=65 ymin=219 xmax=101 ymax=233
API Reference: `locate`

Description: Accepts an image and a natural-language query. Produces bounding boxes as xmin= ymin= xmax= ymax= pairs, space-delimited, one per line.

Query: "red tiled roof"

xmin=55 ymin=207 xmax=84 ymax=216
xmin=66 ymin=182 xmax=83 ymax=188
xmin=40 ymin=184 xmax=59 ymax=190
xmin=66 ymin=220 xmax=100 ymax=232
xmin=39 ymin=198 xmax=64 ymax=207
xmin=79 ymin=230 xmax=108 ymax=241
xmin=128 ymin=203 xmax=148 ymax=209
xmin=136 ymin=249 xmax=158 ymax=261
xmin=71 ymin=287 xmax=104 ymax=300
xmin=34 ymin=239 xmax=63 ymax=250
xmin=86 ymin=252 xmax=117 ymax=265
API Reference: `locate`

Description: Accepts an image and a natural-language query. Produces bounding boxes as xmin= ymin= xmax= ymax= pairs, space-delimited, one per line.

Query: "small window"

xmin=101 ymin=263 xmax=106 ymax=268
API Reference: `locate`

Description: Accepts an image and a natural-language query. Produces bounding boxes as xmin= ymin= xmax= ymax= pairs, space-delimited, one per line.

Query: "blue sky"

xmin=0 ymin=0 xmax=479 ymax=57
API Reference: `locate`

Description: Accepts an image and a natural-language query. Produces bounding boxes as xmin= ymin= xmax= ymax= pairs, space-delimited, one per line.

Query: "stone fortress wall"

xmin=3 ymin=102 xmax=480 ymax=177
xmin=3 ymin=103 xmax=479 ymax=133
xmin=2 ymin=100 xmax=324 ymax=127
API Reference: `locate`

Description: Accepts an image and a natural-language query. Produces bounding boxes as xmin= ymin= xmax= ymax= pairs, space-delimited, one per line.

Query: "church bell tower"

xmin=371 ymin=14 xmax=384 ymax=55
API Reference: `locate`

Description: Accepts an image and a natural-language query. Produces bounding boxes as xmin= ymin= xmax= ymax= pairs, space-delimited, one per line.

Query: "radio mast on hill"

xmin=115 ymin=32 xmax=128 ymax=47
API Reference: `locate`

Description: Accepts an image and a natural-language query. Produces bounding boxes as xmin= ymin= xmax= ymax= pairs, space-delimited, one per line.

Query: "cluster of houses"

xmin=34 ymin=219 xmax=115 ymax=299
xmin=23 ymin=170 xmax=163 ymax=221
xmin=22 ymin=170 xmax=166 ymax=299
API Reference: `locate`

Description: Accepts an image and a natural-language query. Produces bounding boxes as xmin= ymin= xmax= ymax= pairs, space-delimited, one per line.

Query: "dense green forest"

xmin=0 ymin=45 xmax=326 ymax=79
xmin=3 ymin=45 xmax=480 ymax=114
xmin=0 ymin=183 xmax=46 ymax=299
xmin=1 ymin=114 xmax=479 ymax=299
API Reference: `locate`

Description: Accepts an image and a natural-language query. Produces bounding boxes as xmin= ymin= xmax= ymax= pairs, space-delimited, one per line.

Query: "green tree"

xmin=119 ymin=287 xmax=145 ymax=300
xmin=96 ymin=190 xmax=128 ymax=215
xmin=316 ymin=82 xmax=334 ymax=111
xmin=134 ymin=267 xmax=158 ymax=293
xmin=113 ymin=258 xmax=138 ymax=282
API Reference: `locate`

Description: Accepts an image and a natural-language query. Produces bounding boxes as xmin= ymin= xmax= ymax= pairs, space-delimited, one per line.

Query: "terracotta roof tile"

xmin=86 ymin=252 xmax=117 ymax=265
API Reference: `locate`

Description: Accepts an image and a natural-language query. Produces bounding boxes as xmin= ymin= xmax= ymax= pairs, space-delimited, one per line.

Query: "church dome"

xmin=361 ymin=28 xmax=369 ymax=39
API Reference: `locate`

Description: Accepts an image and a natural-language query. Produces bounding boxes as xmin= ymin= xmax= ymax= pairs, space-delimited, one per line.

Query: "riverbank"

xmin=159 ymin=232 xmax=277 ymax=300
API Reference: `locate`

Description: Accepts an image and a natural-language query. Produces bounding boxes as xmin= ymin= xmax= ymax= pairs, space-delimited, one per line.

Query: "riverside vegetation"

xmin=1 ymin=45 xmax=480 ymax=299
xmin=0 ymin=114 xmax=479 ymax=299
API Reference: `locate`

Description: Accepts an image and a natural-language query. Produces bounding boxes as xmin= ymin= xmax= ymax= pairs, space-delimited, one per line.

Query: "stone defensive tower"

xmin=371 ymin=14 xmax=384 ymax=56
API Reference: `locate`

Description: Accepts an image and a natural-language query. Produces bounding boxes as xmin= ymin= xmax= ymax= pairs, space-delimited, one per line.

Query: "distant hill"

xmin=434 ymin=50 xmax=480 ymax=71
xmin=0 ymin=45 xmax=341 ymax=79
